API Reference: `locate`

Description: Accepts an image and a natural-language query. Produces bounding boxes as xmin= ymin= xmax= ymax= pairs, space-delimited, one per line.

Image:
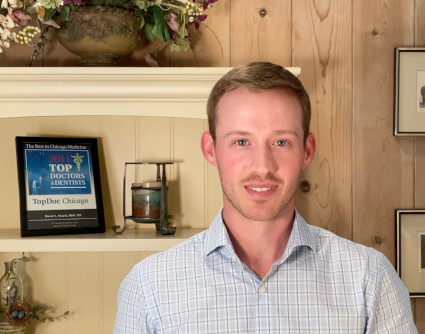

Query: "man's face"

xmin=202 ymin=87 xmax=315 ymax=222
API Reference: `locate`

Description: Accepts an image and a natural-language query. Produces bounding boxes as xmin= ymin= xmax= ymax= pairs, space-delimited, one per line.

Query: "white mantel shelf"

xmin=0 ymin=67 xmax=301 ymax=120
xmin=0 ymin=228 xmax=205 ymax=252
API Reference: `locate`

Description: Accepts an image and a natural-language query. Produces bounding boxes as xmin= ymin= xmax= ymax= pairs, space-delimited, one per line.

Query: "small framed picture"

xmin=394 ymin=47 xmax=425 ymax=135
xmin=16 ymin=137 xmax=105 ymax=237
xmin=396 ymin=209 xmax=425 ymax=297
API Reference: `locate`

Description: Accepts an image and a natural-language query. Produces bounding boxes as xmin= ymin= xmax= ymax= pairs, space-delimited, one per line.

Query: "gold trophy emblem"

xmin=71 ymin=153 xmax=85 ymax=171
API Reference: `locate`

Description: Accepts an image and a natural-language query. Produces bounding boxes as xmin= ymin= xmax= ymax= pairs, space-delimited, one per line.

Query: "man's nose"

xmin=251 ymin=144 xmax=278 ymax=175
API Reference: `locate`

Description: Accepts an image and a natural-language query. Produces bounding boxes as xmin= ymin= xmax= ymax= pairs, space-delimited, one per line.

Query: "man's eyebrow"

xmin=223 ymin=130 xmax=299 ymax=138
xmin=223 ymin=131 xmax=251 ymax=138
xmin=273 ymin=130 xmax=299 ymax=137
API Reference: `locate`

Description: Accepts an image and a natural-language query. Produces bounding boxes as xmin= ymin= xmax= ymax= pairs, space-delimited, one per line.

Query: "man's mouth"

xmin=248 ymin=187 xmax=272 ymax=192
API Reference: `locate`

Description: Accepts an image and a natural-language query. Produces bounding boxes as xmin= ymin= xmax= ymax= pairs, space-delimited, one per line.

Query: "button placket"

xmin=258 ymin=285 xmax=266 ymax=294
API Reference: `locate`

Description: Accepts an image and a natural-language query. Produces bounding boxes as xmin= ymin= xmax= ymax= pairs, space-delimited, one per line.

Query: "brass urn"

xmin=56 ymin=6 xmax=142 ymax=66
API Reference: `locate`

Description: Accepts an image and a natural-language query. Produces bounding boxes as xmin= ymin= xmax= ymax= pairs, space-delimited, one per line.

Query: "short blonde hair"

xmin=207 ymin=62 xmax=311 ymax=144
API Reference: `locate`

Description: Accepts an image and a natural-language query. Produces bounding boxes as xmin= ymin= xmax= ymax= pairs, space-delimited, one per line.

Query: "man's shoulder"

xmin=307 ymin=223 xmax=385 ymax=265
xmin=132 ymin=229 xmax=208 ymax=276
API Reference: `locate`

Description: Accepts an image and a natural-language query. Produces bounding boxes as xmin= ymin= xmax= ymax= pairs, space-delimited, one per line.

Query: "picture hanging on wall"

xmin=15 ymin=136 xmax=105 ymax=237
xmin=394 ymin=47 xmax=425 ymax=135
xmin=396 ymin=209 xmax=425 ymax=297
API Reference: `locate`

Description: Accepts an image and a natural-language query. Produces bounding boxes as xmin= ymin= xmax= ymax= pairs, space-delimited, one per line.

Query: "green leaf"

xmin=150 ymin=5 xmax=170 ymax=41
xmin=169 ymin=42 xmax=180 ymax=52
xmin=172 ymin=36 xmax=190 ymax=52
xmin=104 ymin=0 xmax=127 ymax=7
xmin=93 ymin=0 xmax=106 ymax=5
xmin=139 ymin=14 xmax=145 ymax=29
xmin=144 ymin=23 xmax=155 ymax=42
xmin=179 ymin=24 xmax=188 ymax=39
xmin=48 ymin=317 xmax=54 ymax=322
xmin=43 ymin=8 xmax=57 ymax=22
xmin=60 ymin=5 xmax=70 ymax=20
xmin=64 ymin=311 xmax=70 ymax=315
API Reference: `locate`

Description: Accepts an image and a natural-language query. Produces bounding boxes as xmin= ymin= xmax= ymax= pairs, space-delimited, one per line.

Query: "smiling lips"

xmin=245 ymin=185 xmax=278 ymax=198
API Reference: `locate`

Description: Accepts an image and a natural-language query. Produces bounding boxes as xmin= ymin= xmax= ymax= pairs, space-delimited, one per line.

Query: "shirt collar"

xmin=203 ymin=208 xmax=317 ymax=258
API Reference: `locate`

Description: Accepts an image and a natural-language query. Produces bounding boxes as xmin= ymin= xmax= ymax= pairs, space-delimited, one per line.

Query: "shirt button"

xmin=258 ymin=285 xmax=266 ymax=294
xmin=231 ymin=256 xmax=236 ymax=261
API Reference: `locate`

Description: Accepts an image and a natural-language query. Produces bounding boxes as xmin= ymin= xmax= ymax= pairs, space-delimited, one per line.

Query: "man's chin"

xmin=238 ymin=206 xmax=285 ymax=222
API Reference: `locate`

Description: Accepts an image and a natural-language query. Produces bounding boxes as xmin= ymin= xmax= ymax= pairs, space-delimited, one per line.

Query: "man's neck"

xmin=222 ymin=204 xmax=295 ymax=280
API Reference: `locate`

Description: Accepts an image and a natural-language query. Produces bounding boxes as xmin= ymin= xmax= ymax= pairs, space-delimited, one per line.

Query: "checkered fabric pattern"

xmin=114 ymin=209 xmax=417 ymax=333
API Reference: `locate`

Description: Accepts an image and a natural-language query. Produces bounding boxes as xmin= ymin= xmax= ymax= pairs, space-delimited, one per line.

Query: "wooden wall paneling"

xmin=64 ymin=116 xmax=101 ymax=137
xmin=101 ymin=116 xmax=136 ymax=229
xmin=30 ymin=253 xmax=68 ymax=334
xmin=0 ymin=252 xmax=68 ymax=334
xmin=353 ymin=0 xmax=415 ymax=262
xmin=416 ymin=138 xmax=425 ymax=208
xmin=172 ymin=118 xmax=205 ymax=228
xmin=292 ymin=0 xmax=353 ymax=240
xmin=0 ymin=118 xmax=31 ymax=229
xmin=135 ymin=116 xmax=172 ymax=230
xmin=203 ymin=119 xmax=222 ymax=226
xmin=169 ymin=0 xmax=231 ymax=67
xmin=0 ymin=37 xmax=43 ymax=67
xmin=102 ymin=252 xmax=138 ymax=333
xmin=68 ymin=252 xmax=101 ymax=334
xmin=415 ymin=298 xmax=425 ymax=333
xmin=29 ymin=117 xmax=66 ymax=137
xmin=415 ymin=0 xmax=425 ymax=209
xmin=413 ymin=0 xmax=425 ymax=329
xmin=230 ymin=0 xmax=292 ymax=66
xmin=136 ymin=251 xmax=160 ymax=263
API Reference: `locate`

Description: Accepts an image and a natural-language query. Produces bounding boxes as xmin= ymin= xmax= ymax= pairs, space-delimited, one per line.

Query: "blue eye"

xmin=236 ymin=139 xmax=247 ymax=146
xmin=276 ymin=140 xmax=287 ymax=147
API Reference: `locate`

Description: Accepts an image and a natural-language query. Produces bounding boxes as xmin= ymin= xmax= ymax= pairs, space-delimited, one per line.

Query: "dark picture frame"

xmin=16 ymin=136 xmax=105 ymax=237
xmin=396 ymin=209 xmax=425 ymax=297
xmin=394 ymin=47 xmax=425 ymax=135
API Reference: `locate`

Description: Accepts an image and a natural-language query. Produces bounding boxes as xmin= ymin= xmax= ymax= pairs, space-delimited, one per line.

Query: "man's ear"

xmin=200 ymin=130 xmax=217 ymax=167
xmin=302 ymin=132 xmax=316 ymax=169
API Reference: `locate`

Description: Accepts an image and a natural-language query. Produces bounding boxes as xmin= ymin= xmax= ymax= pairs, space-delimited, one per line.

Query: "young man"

xmin=114 ymin=62 xmax=417 ymax=333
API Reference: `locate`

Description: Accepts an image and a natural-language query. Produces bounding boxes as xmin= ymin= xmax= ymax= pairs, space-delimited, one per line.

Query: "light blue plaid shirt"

xmin=114 ymin=209 xmax=417 ymax=333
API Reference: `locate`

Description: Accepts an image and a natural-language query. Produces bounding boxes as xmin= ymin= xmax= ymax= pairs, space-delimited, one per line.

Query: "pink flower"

xmin=64 ymin=0 xmax=82 ymax=5
xmin=10 ymin=9 xmax=31 ymax=25
xmin=58 ymin=0 xmax=81 ymax=12
xmin=167 ymin=13 xmax=180 ymax=33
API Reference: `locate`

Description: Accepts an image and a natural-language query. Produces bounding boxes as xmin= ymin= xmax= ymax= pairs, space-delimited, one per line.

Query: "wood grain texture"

xmin=415 ymin=0 xmax=425 ymax=209
xmin=230 ymin=0 xmax=291 ymax=66
xmin=0 ymin=38 xmax=42 ymax=67
xmin=414 ymin=297 xmax=425 ymax=333
xmin=292 ymin=0 xmax=353 ymax=240
xmin=413 ymin=1 xmax=425 ymax=329
xmin=353 ymin=0 xmax=415 ymax=263
xmin=416 ymin=138 xmax=425 ymax=208
xmin=170 ymin=0 xmax=230 ymax=67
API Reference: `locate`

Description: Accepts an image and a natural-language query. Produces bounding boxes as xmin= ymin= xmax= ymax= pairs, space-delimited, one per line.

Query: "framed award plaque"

xmin=16 ymin=136 xmax=105 ymax=237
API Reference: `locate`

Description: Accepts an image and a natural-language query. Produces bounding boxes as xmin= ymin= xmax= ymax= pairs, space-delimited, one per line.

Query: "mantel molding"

xmin=0 ymin=67 xmax=301 ymax=119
